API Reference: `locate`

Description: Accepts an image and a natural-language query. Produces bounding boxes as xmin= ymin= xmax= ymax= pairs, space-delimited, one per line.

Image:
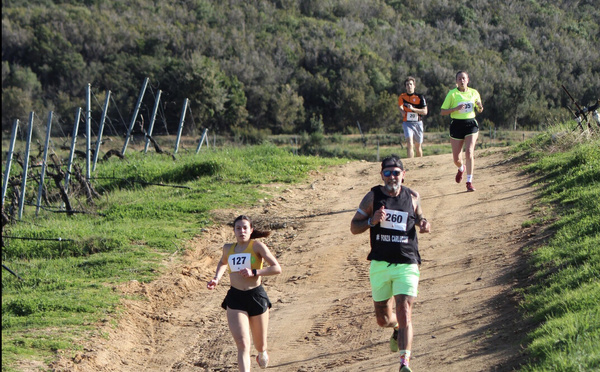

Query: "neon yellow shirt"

xmin=441 ymin=87 xmax=481 ymax=120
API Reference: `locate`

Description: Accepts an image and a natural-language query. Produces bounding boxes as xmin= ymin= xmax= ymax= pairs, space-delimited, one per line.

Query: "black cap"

xmin=381 ymin=155 xmax=404 ymax=170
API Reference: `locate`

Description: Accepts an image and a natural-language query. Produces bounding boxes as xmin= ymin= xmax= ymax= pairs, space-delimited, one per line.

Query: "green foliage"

xmin=270 ymin=84 xmax=306 ymax=134
xmin=299 ymin=113 xmax=326 ymax=155
xmin=2 ymin=0 xmax=597 ymax=133
xmin=2 ymin=145 xmax=346 ymax=369
xmin=231 ymin=124 xmax=272 ymax=144
xmin=3 ymin=231 xmax=127 ymax=259
xmin=455 ymin=5 xmax=477 ymax=25
xmin=4 ymin=146 xmax=346 ymax=258
xmin=515 ymin=132 xmax=600 ymax=372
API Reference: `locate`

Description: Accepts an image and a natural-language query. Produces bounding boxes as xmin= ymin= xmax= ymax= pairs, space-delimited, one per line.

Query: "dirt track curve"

xmin=51 ymin=148 xmax=537 ymax=372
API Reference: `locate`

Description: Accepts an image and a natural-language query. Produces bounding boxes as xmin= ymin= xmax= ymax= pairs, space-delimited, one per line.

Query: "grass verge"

xmin=1 ymin=144 xmax=346 ymax=370
xmin=514 ymin=124 xmax=599 ymax=371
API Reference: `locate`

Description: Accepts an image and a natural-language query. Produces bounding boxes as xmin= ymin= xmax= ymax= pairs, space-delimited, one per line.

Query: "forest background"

xmin=2 ymin=0 xmax=599 ymax=140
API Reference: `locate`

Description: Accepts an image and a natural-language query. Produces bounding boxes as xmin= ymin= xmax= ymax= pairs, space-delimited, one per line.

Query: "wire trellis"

xmin=2 ymin=77 xmax=211 ymax=225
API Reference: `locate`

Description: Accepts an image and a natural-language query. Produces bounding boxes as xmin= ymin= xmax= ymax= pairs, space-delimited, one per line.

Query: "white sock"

xmin=467 ymin=174 xmax=473 ymax=183
xmin=399 ymin=349 xmax=411 ymax=364
xmin=459 ymin=165 xmax=464 ymax=172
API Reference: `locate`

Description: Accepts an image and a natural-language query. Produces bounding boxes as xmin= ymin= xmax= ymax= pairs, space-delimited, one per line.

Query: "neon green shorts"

xmin=369 ymin=260 xmax=420 ymax=301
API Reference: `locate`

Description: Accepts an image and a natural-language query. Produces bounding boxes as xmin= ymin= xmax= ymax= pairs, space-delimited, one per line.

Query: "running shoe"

xmin=390 ymin=328 xmax=399 ymax=352
xmin=400 ymin=363 xmax=413 ymax=372
xmin=466 ymin=182 xmax=476 ymax=192
xmin=256 ymin=351 xmax=269 ymax=369
xmin=455 ymin=167 xmax=465 ymax=183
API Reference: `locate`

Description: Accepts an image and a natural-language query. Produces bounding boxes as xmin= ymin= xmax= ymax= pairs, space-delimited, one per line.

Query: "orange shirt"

xmin=398 ymin=93 xmax=427 ymax=122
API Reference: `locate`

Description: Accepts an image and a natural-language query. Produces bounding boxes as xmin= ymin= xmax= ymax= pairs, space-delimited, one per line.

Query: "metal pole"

xmin=122 ymin=77 xmax=149 ymax=155
xmin=86 ymin=84 xmax=92 ymax=179
xmin=92 ymin=90 xmax=111 ymax=172
xmin=195 ymin=128 xmax=209 ymax=154
xmin=18 ymin=112 xmax=35 ymax=220
xmin=2 ymin=119 xmax=19 ymax=207
xmin=65 ymin=108 xmax=82 ymax=193
xmin=174 ymin=98 xmax=188 ymax=154
xmin=144 ymin=89 xmax=162 ymax=153
xmin=36 ymin=111 xmax=53 ymax=216
xmin=356 ymin=121 xmax=367 ymax=147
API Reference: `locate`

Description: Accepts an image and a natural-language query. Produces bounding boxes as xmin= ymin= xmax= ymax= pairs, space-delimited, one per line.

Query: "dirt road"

xmin=53 ymin=148 xmax=535 ymax=372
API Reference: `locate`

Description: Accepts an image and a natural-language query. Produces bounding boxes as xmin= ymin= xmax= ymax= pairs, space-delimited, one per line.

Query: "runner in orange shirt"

xmin=399 ymin=77 xmax=428 ymax=158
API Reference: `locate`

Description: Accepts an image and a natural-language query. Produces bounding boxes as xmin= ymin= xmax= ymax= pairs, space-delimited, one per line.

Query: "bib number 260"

xmin=386 ymin=214 xmax=404 ymax=223
xmin=380 ymin=209 xmax=408 ymax=231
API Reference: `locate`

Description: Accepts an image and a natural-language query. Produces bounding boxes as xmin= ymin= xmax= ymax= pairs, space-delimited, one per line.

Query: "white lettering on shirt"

xmin=375 ymin=234 xmax=408 ymax=243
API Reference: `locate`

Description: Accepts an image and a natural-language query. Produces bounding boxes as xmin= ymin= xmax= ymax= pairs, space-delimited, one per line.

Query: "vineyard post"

xmin=65 ymin=108 xmax=82 ymax=193
xmin=195 ymin=128 xmax=209 ymax=154
xmin=35 ymin=111 xmax=53 ymax=216
xmin=85 ymin=84 xmax=92 ymax=179
xmin=122 ymin=77 xmax=149 ymax=155
xmin=174 ymin=98 xmax=189 ymax=154
xmin=92 ymin=90 xmax=111 ymax=171
xmin=1 ymin=119 xmax=19 ymax=207
xmin=18 ymin=112 xmax=35 ymax=220
xmin=144 ymin=89 xmax=162 ymax=154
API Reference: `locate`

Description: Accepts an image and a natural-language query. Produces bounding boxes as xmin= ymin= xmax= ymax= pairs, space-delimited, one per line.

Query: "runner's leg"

xmin=414 ymin=122 xmax=424 ymax=157
xmin=394 ymin=294 xmax=415 ymax=351
xmin=450 ymin=138 xmax=465 ymax=168
xmin=464 ymin=132 xmax=478 ymax=177
xmin=374 ymin=298 xmax=397 ymax=327
xmin=249 ymin=310 xmax=269 ymax=353
xmin=406 ymin=137 xmax=414 ymax=158
xmin=227 ymin=308 xmax=252 ymax=372
xmin=414 ymin=142 xmax=423 ymax=157
xmin=403 ymin=122 xmax=415 ymax=158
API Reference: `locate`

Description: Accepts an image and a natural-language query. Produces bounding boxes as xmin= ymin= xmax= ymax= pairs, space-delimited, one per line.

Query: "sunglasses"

xmin=383 ymin=170 xmax=402 ymax=177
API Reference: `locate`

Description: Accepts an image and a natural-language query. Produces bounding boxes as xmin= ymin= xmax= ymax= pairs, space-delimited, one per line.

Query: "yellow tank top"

xmin=226 ymin=240 xmax=264 ymax=273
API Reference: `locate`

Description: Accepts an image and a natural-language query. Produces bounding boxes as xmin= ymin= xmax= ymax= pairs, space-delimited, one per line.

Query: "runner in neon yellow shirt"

xmin=441 ymin=71 xmax=483 ymax=192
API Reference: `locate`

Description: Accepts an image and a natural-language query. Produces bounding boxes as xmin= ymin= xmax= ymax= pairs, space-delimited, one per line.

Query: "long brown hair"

xmin=233 ymin=215 xmax=271 ymax=239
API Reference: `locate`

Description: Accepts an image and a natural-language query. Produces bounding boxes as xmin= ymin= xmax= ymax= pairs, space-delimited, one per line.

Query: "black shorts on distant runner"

xmin=450 ymin=118 xmax=479 ymax=140
xmin=221 ymin=285 xmax=272 ymax=316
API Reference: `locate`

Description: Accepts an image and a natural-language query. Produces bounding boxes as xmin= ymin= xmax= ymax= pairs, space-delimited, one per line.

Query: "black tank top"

xmin=367 ymin=186 xmax=421 ymax=264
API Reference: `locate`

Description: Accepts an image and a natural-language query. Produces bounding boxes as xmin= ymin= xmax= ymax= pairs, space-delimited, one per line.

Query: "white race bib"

xmin=228 ymin=253 xmax=251 ymax=272
xmin=406 ymin=112 xmax=419 ymax=122
xmin=458 ymin=101 xmax=474 ymax=114
xmin=380 ymin=209 xmax=408 ymax=231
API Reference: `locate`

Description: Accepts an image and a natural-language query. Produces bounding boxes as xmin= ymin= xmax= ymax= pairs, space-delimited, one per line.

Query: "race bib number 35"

xmin=228 ymin=253 xmax=251 ymax=272
xmin=380 ymin=209 xmax=408 ymax=231
xmin=459 ymin=101 xmax=474 ymax=114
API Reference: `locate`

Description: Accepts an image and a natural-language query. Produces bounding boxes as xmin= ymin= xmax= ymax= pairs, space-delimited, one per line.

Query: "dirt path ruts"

xmin=51 ymin=148 xmax=534 ymax=372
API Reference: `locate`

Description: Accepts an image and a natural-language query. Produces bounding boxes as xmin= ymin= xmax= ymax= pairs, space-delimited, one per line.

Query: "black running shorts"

xmin=450 ymin=118 xmax=479 ymax=140
xmin=221 ymin=285 xmax=272 ymax=316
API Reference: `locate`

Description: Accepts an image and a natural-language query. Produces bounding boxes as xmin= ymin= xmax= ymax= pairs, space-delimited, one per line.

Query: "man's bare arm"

xmin=350 ymin=191 xmax=374 ymax=235
xmin=412 ymin=194 xmax=431 ymax=233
